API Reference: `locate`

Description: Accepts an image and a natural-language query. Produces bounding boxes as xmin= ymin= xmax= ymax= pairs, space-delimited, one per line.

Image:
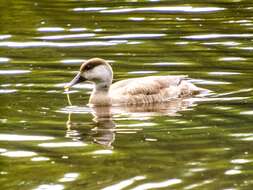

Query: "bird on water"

xmin=64 ymin=58 xmax=208 ymax=106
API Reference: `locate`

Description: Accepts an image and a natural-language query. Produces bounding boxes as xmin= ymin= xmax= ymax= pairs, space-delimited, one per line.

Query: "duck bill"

xmin=64 ymin=72 xmax=86 ymax=89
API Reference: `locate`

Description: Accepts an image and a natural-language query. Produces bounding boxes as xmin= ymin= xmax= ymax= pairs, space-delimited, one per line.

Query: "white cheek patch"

xmin=84 ymin=65 xmax=112 ymax=82
xmin=83 ymin=71 xmax=93 ymax=80
xmin=81 ymin=72 xmax=86 ymax=78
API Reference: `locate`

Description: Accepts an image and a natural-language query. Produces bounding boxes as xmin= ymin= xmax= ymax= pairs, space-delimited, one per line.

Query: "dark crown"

xmin=80 ymin=58 xmax=106 ymax=72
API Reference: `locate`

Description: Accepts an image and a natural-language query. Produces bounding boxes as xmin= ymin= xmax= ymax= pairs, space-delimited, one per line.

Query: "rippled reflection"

xmin=0 ymin=70 xmax=30 ymax=74
xmin=152 ymin=62 xmax=190 ymax=66
xmin=69 ymin=28 xmax=87 ymax=32
xmin=131 ymin=178 xmax=182 ymax=190
xmin=1 ymin=151 xmax=37 ymax=157
xmin=0 ymin=34 xmax=11 ymax=40
xmin=0 ymin=89 xmax=17 ymax=94
xmin=0 ymin=134 xmax=53 ymax=141
xmin=202 ymin=41 xmax=241 ymax=46
xmin=101 ymin=6 xmax=225 ymax=13
xmin=31 ymin=157 xmax=50 ymax=162
xmin=73 ymin=7 xmax=107 ymax=12
xmin=184 ymin=34 xmax=253 ymax=39
xmin=37 ymin=27 xmax=65 ymax=32
xmin=60 ymin=59 xmax=85 ymax=64
xmin=102 ymin=176 xmax=146 ymax=190
xmin=91 ymin=149 xmax=113 ymax=155
xmin=37 ymin=33 xmax=95 ymax=40
xmin=0 ymin=41 xmax=126 ymax=48
xmin=128 ymin=17 xmax=145 ymax=21
xmin=231 ymin=159 xmax=251 ymax=164
xmin=1 ymin=0 xmax=253 ymax=189
xmin=39 ymin=142 xmax=86 ymax=148
xmin=58 ymin=173 xmax=79 ymax=182
xmin=184 ymin=180 xmax=214 ymax=190
xmin=218 ymin=57 xmax=246 ymax=61
xmin=0 ymin=57 xmax=10 ymax=63
xmin=240 ymin=110 xmax=253 ymax=115
xmin=225 ymin=169 xmax=242 ymax=175
xmin=208 ymin=72 xmax=241 ymax=76
xmin=60 ymin=98 xmax=201 ymax=147
xmin=0 ymin=148 xmax=7 ymax=153
xmin=34 ymin=184 xmax=64 ymax=190
xmin=99 ymin=33 xmax=165 ymax=39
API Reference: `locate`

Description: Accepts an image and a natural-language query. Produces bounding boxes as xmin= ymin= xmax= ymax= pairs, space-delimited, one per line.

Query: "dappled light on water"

xmin=100 ymin=6 xmax=225 ymax=13
xmin=1 ymin=151 xmax=37 ymax=158
xmin=1 ymin=0 xmax=253 ymax=189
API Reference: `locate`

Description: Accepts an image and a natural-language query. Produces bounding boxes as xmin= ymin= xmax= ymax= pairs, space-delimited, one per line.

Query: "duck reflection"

xmin=66 ymin=106 xmax=115 ymax=147
xmin=90 ymin=106 xmax=115 ymax=147
xmin=64 ymin=98 xmax=197 ymax=147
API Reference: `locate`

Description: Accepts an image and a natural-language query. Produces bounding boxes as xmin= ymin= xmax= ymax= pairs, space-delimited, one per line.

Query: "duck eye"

xmin=85 ymin=64 xmax=92 ymax=70
xmin=85 ymin=65 xmax=89 ymax=70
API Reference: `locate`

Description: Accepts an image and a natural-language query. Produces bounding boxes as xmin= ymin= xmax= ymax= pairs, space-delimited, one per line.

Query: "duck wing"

xmin=110 ymin=75 xmax=187 ymax=96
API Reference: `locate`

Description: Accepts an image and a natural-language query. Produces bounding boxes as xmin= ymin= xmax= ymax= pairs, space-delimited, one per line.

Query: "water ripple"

xmin=129 ymin=17 xmax=145 ymax=21
xmin=231 ymin=159 xmax=251 ymax=164
xmin=0 ymin=41 xmax=126 ymax=48
xmin=39 ymin=141 xmax=87 ymax=148
xmin=152 ymin=62 xmax=190 ymax=66
xmin=193 ymin=97 xmax=249 ymax=103
xmin=208 ymin=71 xmax=241 ymax=76
xmin=0 ymin=148 xmax=7 ymax=153
xmin=203 ymin=41 xmax=241 ymax=46
xmin=0 ymin=57 xmax=10 ymax=63
xmin=128 ymin=71 xmax=158 ymax=75
xmin=0 ymin=134 xmax=54 ymax=141
xmin=184 ymin=34 xmax=253 ymax=39
xmin=57 ymin=106 xmax=91 ymax=114
xmin=0 ymin=89 xmax=17 ymax=94
xmin=99 ymin=33 xmax=165 ymax=39
xmin=58 ymin=173 xmax=79 ymax=182
xmin=218 ymin=57 xmax=246 ymax=61
xmin=102 ymin=176 xmax=146 ymax=190
xmin=101 ymin=6 xmax=225 ymax=13
xmin=240 ymin=111 xmax=253 ymax=115
xmin=230 ymin=133 xmax=253 ymax=141
xmin=37 ymin=27 xmax=65 ymax=32
xmin=0 ymin=70 xmax=31 ymax=75
xmin=91 ymin=150 xmax=113 ymax=155
xmin=37 ymin=33 xmax=95 ymax=40
xmin=60 ymin=59 xmax=85 ymax=64
xmin=131 ymin=178 xmax=182 ymax=190
xmin=191 ymin=79 xmax=230 ymax=85
xmin=37 ymin=27 xmax=87 ymax=32
xmin=73 ymin=7 xmax=107 ymax=12
xmin=0 ymin=34 xmax=11 ymax=40
xmin=184 ymin=180 xmax=214 ymax=190
xmin=31 ymin=157 xmax=50 ymax=162
xmin=56 ymin=82 xmax=93 ymax=89
xmin=225 ymin=169 xmax=242 ymax=175
xmin=69 ymin=28 xmax=87 ymax=32
xmin=1 ymin=150 xmax=37 ymax=158
xmin=34 ymin=184 xmax=64 ymax=190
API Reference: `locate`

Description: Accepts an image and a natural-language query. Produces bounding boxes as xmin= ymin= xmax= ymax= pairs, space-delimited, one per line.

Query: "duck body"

xmin=65 ymin=58 xmax=207 ymax=106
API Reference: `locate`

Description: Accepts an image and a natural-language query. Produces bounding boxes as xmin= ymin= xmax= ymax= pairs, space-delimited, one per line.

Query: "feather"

xmin=110 ymin=75 xmax=186 ymax=96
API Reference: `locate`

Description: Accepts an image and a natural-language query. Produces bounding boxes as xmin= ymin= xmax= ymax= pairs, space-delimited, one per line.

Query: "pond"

xmin=1 ymin=0 xmax=253 ymax=189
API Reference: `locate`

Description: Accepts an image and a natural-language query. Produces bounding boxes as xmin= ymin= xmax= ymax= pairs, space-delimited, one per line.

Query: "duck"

xmin=64 ymin=58 xmax=208 ymax=106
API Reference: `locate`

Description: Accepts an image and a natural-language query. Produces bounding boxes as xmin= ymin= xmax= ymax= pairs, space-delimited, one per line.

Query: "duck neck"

xmin=94 ymin=81 xmax=110 ymax=93
xmin=89 ymin=81 xmax=112 ymax=106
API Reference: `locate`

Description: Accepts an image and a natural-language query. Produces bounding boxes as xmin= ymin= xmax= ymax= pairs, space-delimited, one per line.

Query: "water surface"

xmin=1 ymin=0 xmax=253 ymax=190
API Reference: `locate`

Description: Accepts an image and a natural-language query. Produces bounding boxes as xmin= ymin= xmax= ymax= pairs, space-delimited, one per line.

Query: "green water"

xmin=1 ymin=0 xmax=253 ymax=189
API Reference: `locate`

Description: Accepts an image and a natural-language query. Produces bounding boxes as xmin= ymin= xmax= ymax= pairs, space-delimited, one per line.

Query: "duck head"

xmin=65 ymin=58 xmax=113 ymax=91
